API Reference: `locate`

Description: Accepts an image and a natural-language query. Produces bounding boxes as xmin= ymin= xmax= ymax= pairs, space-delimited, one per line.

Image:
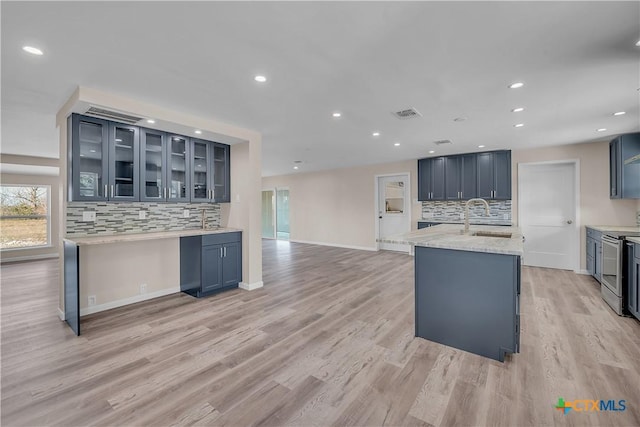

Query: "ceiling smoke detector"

xmin=393 ymin=107 xmax=422 ymax=120
xmin=433 ymin=139 xmax=453 ymax=146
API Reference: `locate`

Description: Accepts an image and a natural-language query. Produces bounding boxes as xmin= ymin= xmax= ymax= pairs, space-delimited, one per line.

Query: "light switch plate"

xmin=459 ymin=213 xmax=464 ymax=219
xmin=82 ymin=211 xmax=96 ymax=222
xmin=88 ymin=295 xmax=96 ymax=306
xmin=183 ymin=209 xmax=190 ymax=218
xmin=138 ymin=211 xmax=147 ymax=220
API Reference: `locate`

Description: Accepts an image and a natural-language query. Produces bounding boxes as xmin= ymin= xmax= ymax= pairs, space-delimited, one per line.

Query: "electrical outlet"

xmin=88 ymin=295 xmax=96 ymax=306
xmin=82 ymin=211 xmax=96 ymax=222
xmin=183 ymin=209 xmax=190 ymax=218
xmin=459 ymin=212 xmax=464 ymax=219
xmin=138 ymin=210 xmax=147 ymax=220
xmin=140 ymin=283 xmax=147 ymax=294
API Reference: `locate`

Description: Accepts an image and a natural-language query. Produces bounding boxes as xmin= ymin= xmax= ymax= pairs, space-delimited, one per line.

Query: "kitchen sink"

xmin=471 ymin=231 xmax=513 ymax=238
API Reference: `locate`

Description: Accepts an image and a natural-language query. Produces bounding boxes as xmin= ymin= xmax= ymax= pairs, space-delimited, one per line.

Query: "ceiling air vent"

xmin=84 ymin=107 xmax=144 ymax=124
xmin=393 ymin=107 xmax=422 ymax=120
xmin=433 ymin=139 xmax=453 ymax=146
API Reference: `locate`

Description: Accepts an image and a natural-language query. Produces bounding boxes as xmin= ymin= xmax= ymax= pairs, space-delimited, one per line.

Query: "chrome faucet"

xmin=201 ymin=209 xmax=207 ymax=229
xmin=464 ymin=198 xmax=490 ymax=234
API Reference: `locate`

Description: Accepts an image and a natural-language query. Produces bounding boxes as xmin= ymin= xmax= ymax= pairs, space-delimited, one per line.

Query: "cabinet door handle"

xmin=110 ymin=185 xmax=114 ymax=198
xmin=224 ymin=247 xmax=226 ymax=257
xmin=212 ymin=189 xmax=215 ymax=200
xmin=104 ymin=184 xmax=108 ymax=198
xmin=220 ymin=247 xmax=223 ymax=258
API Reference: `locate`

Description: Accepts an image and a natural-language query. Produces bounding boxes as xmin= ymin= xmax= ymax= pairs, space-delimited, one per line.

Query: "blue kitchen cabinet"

xmin=180 ymin=232 xmax=242 ymax=297
xmin=191 ymin=139 xmax=231 ymax=203
xmin=445 ymin=154 xmax=477 ymax=200
xmin=586 ymin=227 xmax=602 ymax=282
xmin=627 ymin=242 xmax=640 ymax=320
xmin=610 ymin=133 xmax=640 ymax=199
xmin=68 ymin=114 xmax=110 ymax=201
xmin=477 ymin=150 xmax=511 ymax=200
xmin=418 ymin=157 xmax=446 ymax=201
xmin=140 ymin=130 xmax=192 ymax=202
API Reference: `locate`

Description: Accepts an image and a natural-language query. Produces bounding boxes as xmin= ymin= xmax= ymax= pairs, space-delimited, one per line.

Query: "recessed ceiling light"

xmin=429 ymin=150 xmax=435 ymax=154
xmin=254 ymin=75 xmax=267 ymax=83
xmin=22 ymin=46 xmax=43 ymax=55
xmin=509 ymin=82 xmax=524 ymax=89
xmin=194 ymin=130 xmax=202 ymax=134
xmin=511 ymin=107 xmax=525 ymax=113
xmin=597 ymin=128 xmax=607 ymax=132
xmin=332 ymin=112 xmax=341 ymax=118
xmin=394 ymin=142 xmax=401 ymax=147
xmin=372 ymin=132 xmax=380 ymax=137
xmin=514 ymin=123 xmax=524 ymax=128
xmin=613 ymin=111 xmax=626 ymax=116
xmin=146 ymin=119 xmax=155 ymax=124
xmin=293 ymin=166 xmax=299 ymax=170
xmin=478 ymin=145 xmax=485 ymax=148
xmin=636 ymin=39 xmax=640 ymax=47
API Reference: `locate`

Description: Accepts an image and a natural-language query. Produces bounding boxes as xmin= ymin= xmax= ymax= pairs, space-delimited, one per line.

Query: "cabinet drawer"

xmin=202 ymin=231 xmax=242 ymax=246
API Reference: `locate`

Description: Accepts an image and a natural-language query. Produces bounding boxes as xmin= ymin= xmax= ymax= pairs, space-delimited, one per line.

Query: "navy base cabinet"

xmin=627 ymin=242 xmax=640 ymax=321
xmin=415 ymin=246 xmax=520 ymax=362
xmin=180 ymin=232 xmax=242 ymax=297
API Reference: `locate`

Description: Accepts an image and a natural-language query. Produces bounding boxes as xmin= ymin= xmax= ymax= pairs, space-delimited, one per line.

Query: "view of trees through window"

xmin=0 ymin=185 xmax=49 ymax=249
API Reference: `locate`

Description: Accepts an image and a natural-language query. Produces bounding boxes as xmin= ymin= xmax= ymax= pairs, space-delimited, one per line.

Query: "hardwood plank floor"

xmin=2 ymin=240 xmax=640 ymax=426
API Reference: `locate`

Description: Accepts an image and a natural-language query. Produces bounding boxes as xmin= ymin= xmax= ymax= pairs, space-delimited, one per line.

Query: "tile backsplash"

xmin=422 ymin=200 xmax=512 ymax=222
xmin=66 ymin=202 xmax=221 ymax=236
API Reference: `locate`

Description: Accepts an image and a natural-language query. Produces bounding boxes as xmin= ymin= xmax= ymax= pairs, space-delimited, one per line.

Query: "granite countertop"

xmin=627 ymin=237 xmax=640 ymax=245
xmin=419 ymin=217 xmax=512 ymax=226
xmin=64 ymin=227 xmax=242 ymax=246
xmin=585 ymin=225 xmax=640 ymax=233
xmin=380 ymin=223 xmax=524 ymax=256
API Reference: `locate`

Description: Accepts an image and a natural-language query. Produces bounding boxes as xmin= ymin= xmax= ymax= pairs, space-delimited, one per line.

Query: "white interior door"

xmin=378 ymin=175 xmax=410 ymax=252
xmin=518 ymin=162 xmax=576 ymax=270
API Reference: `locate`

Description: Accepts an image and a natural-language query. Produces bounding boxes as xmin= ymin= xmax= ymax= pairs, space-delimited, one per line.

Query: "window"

xmin=0 ymin=185 xmax=50 ymax=250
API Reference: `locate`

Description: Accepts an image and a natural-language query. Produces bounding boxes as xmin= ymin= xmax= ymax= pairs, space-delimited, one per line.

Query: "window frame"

xmin=0 ymin=184 xmax=52 ymax=251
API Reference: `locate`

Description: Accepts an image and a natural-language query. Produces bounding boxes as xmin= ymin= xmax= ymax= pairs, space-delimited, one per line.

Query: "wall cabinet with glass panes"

xmin=68 ymin=113 xmax=230 ymax=203
xmin=139 ymin=130 xmax=191 ymax=202
xmin=190 ymin=139 xmax=230 ymax=203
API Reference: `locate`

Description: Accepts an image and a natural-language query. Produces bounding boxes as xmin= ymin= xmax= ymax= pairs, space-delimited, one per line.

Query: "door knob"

xmin=566 ymin=220 xmax=573 ymax=224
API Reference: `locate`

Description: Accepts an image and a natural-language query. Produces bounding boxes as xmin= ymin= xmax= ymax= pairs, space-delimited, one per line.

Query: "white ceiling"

xmin=1 ymin=1 xmax=639 ymax=177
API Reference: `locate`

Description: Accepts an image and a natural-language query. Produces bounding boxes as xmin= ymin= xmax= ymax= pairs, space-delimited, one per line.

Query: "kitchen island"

xmin=382 ymin=224 xmax=524 ymax=362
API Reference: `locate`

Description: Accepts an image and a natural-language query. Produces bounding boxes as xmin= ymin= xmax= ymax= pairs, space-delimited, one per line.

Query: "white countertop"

xmin=419 ymin=218 xmax=513 ymax=226
xmin=64 ymin=227 xmax=242 ymax=246
xmin=379 ymin=223 xmax=524 ymax=256
xmin=627 ymin=237 xmax=640 ymax=245
xmin=586 ymin=225 xmax=640 ymax=233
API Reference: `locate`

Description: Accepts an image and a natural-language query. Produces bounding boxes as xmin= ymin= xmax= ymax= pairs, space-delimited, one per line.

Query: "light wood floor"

xmin=2 ymin=240 xmax=640 ymax=426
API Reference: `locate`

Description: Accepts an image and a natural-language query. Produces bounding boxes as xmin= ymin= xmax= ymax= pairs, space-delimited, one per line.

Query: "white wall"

xmin=512 ymin=141 xmax=638 ymax=270
xmin=262 ymin=159 xmax=420 ymax=250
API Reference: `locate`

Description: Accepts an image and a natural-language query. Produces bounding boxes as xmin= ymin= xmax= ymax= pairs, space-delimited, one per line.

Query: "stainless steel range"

xmin=601 ymin=230 xmax=640 ymax=315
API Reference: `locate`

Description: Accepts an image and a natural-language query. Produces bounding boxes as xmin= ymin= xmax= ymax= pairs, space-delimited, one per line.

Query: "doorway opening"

xmin=375 ymin=173 xmax=411 ymax=253
xmin=261 ymin=188 xmax=290 ymax=241
xmin=518 ymin=160 xmax=579 ymax=270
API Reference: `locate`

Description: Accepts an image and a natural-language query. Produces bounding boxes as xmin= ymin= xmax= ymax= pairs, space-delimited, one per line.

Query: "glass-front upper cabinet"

xmin=191 ymin=139 xmax=211 ymax=202
xmin=212 ymin=143 xmax=230 ymax=203
xmin=69 ymin=114 xmax=109 ymax=201
xmin=140 ymin=129 xmax=166 ymax=202
xmin=108 ymin=123 xmax=139 ymax=201
xmin=140 ymin=131 xmax=191 ymax=202
xmin=167 ymin=135 xmax=190 ymax=202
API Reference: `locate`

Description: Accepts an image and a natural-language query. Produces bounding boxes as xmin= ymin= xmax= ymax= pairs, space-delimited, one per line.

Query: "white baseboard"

xmin=288 ymin=239 xmax=377 ymax=252
xmin=575 ymin=269 xmax=591 ymax=275
xmin=0 ymin=253 xmax=59 ymax=263
xmin=239 ymin=281 xmax=263 ymax=291
xmin=80 ymin=287 xmax=180 ymax=316
xmin=58 ymin=308 xmax=65 ymax=321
